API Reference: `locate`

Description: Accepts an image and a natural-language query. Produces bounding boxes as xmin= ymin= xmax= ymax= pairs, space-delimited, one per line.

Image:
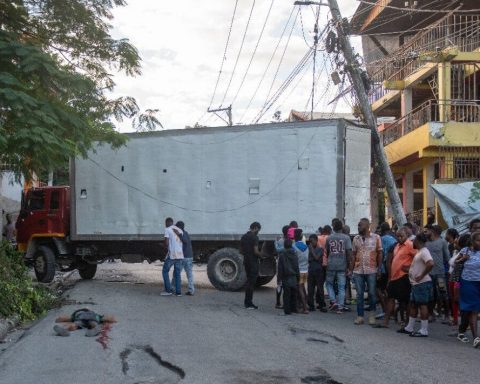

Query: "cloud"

xmin=109 ymin=0 xmax=361 ymax=131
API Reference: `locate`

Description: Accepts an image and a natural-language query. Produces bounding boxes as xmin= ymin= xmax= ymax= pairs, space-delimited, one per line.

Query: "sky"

xmin=110 ymin=0 xmax=361 ymax=131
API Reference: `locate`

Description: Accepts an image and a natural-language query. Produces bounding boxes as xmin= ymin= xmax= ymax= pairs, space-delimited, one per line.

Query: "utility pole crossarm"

xmin=326 ymin=0 xmax=407 ymax=226
xmin=207 ymin=105 xmax=233 ymax=126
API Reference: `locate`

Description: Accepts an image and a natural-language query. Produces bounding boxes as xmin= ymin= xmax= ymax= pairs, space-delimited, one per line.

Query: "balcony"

xmin=381 ymin=99 xmax=480 ymax=146
xmin=367 ymin=13 xmax=480 ymax=105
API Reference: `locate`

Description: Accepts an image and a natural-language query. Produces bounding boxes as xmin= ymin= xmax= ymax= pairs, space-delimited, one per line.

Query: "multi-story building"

xmin=351 ymin=0 xmax=480 ymax=226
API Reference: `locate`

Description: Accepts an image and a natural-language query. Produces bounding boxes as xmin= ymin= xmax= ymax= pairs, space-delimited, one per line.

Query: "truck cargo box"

xmin=72 ymin=119 xmax=371 ymax=241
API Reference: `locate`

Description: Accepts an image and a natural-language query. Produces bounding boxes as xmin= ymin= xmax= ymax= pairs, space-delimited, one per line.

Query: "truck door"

xmin=46 ymin=189 xmax=64 ymax=234
xmin=16 ymin=189 xmax=48 ymax=244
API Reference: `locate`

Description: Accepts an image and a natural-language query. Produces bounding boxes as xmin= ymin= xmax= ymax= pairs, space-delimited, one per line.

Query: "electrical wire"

xmin=218 ymin=0 xmax=256 ymax=107
xmin=359 ymin=0 xmax=445 ymax=36
xmin=253 ymin=10 xmax=300 ymax=122
xmin=356 ymin=0 xmax=480 ymax=13
xmin=254 ymin=50 xmax=313 ymax=123
xmin=230 ymin=0 xmax=275 ymax=107
xmin=237 ymin=6 xmax=297 ymax=123
xmin=207 ymin=0 xmax=239 ymax=110
xmin=299 ymin=6 xmax=314 ymax=50
xmin=272 ymin=58 xmax=313 ymax=115
xmin=253 ymin=49 xmax=313 ymax=123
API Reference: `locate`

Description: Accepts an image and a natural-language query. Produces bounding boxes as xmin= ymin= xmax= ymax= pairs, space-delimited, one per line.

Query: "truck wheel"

xmin=255 ymin=275 xmax=275 ymax=287
xmin=34 ymin=246 xmax=56 ymax=283
xmin=78 ymin=263 xmax=97 ymax=280
xmin=207 ymin=248 xmax=247 ymax=291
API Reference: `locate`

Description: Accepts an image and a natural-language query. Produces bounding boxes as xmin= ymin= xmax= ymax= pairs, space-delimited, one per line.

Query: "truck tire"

xmin=207 ymin=248 xmax=247 ymax=291
xmin=78 ymin=263 xmax=97 ymax=280
xmin=255 ymin=275 xmax=275 ymax=287
xmin=34 ymin=245 xmax=56 ymax=283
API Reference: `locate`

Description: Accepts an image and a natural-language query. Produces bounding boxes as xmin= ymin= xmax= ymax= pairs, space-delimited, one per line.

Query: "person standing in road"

xmin=171 ymin=221 xmax=195 ymax=296
xmin=425 ymin=224 xmax=450 ymax=321
xmin=307 ymin=234 xmax=325 ymax=312
xmin=381 ymin=227 xmax=415 ymax=329
xmin=325 ymin=218 xmax=352 ymax=314
xmin=351 ymin=218 xmax=383 ymax=325
xmin=377 ymin=222 xmax=397 ymax=319
xmin=277 ymin=239 xmax=300 ymax=315
xmin=456 ymin=231 xmax=480 ymax=348
xmin=274 ymin=225 xmax=290 ymax=309
xmin=293 ymin=228 xmax=309 ymax=314
xmin=399 ymin=233 xmax=434 ymax=337
xmin=161 ymin=217 xmax=184 ymax=297
xmin=241 ymin=222 xmax=262 ymax=309
xmin=316 ymin=225 xmax=332 ymax=311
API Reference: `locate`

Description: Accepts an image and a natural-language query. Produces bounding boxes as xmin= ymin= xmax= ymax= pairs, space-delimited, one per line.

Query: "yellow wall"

xmin=385 ymin=121 xmax=480 ymax=165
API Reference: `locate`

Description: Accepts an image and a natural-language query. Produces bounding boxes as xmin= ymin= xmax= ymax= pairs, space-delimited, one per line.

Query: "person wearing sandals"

xmin=456 ymin=231 xmax=480 ymax=348
xmin=380 ymin=227 xmax=416 ymax=329
xmin=399 ymin=233 xmax=434 ymax=337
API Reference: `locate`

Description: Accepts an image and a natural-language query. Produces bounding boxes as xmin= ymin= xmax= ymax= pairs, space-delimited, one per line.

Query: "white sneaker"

xmin=160 ymin=291 xmax=173 ymax=296
xmin=474 ymin=337 xmax=480 ymax=348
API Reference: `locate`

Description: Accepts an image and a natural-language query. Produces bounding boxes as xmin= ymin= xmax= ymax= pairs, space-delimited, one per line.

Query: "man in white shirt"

xmin=161 ymin=217 xmax=184 ymax=296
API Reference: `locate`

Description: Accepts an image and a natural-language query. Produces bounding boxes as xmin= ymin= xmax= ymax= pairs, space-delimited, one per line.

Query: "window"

xmin=50 ymin=191 xmax=60 ymax=210
xmin=27 ymin=190 xmax=45 ymax=211
xmin=454 ymin=157 xmax=480 ymax=179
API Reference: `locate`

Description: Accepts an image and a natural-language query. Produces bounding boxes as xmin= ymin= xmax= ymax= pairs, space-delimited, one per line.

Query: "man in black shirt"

xmin=241 ymin=222 xmax=262 ymax=309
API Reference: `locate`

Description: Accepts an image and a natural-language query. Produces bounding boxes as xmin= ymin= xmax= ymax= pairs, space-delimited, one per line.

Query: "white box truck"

xmin=16 ymin=119 xmax=371 ymax=290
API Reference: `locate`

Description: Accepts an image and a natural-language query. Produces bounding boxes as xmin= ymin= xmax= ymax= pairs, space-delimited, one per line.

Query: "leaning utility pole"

xmin=326 ymin=0 xmax=407 ymax=225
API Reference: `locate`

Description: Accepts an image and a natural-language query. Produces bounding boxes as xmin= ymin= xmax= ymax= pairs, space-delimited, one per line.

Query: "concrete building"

xmin=351 ymin=0 xmax=480 ymax=226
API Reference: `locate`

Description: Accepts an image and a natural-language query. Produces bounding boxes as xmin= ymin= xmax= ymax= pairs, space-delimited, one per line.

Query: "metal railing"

xmin=367 ymin=13 xmax=480 ymax=104
xmin=381 ymin=99 xmax=480 ymax=145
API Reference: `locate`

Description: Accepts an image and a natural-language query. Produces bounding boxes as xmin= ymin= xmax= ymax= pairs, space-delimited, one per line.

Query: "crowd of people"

xmin=242 ymin=217 xmax=480 ymax=349
xmin=160 ymin=214 xmax=480 ymax=349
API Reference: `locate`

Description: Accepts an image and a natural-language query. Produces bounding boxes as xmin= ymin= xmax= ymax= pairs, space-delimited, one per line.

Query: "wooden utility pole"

xmin=207 ymin=105 xmax=232 ymax=126
xmin=326 ymin=0 xmax=407 ymax=226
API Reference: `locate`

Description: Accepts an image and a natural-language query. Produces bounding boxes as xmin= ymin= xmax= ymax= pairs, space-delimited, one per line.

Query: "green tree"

xmin=469 ymin=181 xmax=480 ymax=204
xmin=0 ymin=0 xmax=161 ymax=179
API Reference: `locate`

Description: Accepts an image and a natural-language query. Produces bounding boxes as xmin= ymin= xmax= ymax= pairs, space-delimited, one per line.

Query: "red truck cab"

xmin=16 ymin=186 xmax=70 ymax=250
xmin=15 ymin=186 xmax=98 ymax=282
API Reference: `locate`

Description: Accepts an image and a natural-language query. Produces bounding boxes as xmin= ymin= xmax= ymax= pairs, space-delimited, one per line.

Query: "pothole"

xmin=120 ymin=345 xmax=185 ymax=383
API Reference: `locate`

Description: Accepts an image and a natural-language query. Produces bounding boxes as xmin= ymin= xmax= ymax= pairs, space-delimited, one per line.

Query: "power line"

xmin=253 ymin=49 xmax=313 ymax=123
xmin=356 ymin=0 xmax=480 ymax=13
xmin=218 ymin=0 xmax=257 ymax=107
xmin=359 ymin=0 xmax=444 ymax=35
xmin=238 ymin=6 xmax=297 ymax=123
xmin=207 ymin=0 xmax=239 ymax=110
xmin=253 ymin=9 xmax=300 ymax=122
xmin=272 ymin=58 xmax=313 ymax=114
xmin=230 ymin=0 xmax=275 ymax=108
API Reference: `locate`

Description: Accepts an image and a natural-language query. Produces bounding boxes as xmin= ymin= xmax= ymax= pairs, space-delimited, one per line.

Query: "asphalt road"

xmin=0 ymin=262 xmax=479 ymax=384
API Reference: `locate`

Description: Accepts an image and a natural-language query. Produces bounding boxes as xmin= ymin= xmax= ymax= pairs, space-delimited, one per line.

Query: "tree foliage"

xmin=0 ymin=242 xmax=57 ymax=321
xmin=468 ymin=181 xmax=480 ymax=204
xmin=0 ymin=0 xmax=161 ymax=178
